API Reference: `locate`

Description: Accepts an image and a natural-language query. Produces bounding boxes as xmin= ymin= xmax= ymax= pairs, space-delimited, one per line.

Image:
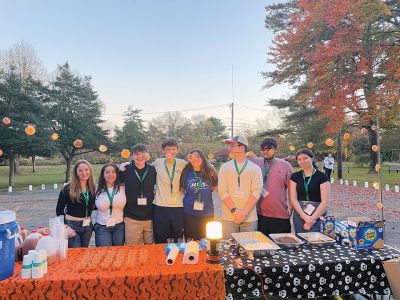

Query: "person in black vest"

xmin=119 ymin=144 xmax=157 ymax=245
xmin=289 ymin=149 xmax=330 ymax=233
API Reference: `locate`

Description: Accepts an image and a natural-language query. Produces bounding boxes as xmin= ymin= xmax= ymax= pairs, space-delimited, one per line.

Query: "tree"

xmin=264 ymin=0 xmax=400 ymax=172
xmin=114 ymin=106 xmax=147 ymax=150
xmin=47 ymin=63 xmax=110 ymax=182
xmin=147 ymin=112 xmax=191 ymax=144
xmin=0 ymin=69 xmax=49 ymax=185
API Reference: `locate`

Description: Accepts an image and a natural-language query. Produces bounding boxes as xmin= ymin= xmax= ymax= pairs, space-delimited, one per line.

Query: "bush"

xmin=354 ymin=154 xmax=370 ymax=167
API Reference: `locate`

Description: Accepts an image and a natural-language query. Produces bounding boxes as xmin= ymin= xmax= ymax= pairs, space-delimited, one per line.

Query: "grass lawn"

xmin=0 ymin=161 xmax=399 ymax=192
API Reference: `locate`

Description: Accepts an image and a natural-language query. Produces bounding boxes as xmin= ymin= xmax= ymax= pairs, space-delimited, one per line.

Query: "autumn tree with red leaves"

xmin=264 ymin=0 xmax=400 ymax=172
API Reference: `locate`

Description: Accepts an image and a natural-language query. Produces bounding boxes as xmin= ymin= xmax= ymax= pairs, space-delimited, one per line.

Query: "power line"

xmin=104 ymin=103 xmax=230 ymax=116
xmin=235 ymin=103 xmax=269 ymax=113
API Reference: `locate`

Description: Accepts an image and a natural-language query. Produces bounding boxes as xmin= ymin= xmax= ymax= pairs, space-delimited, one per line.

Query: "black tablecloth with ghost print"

xmin=220 ymin=241 xmax=400 ymax=299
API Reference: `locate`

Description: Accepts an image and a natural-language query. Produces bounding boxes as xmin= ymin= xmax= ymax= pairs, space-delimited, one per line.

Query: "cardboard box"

xmin=320 ymin=216 xmax=336 ymax=239
xmin=347 ymin=217 xmax=385 ymax=250
xmin=335 ymin=221 xmax=349 ymax=245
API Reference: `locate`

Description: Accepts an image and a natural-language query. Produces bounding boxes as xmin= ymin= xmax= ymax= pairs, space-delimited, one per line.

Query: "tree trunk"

xmin=336 ymin=131 xmax=343 ymax=179
xmin=65 ymin=156 xmax=71 ymax=182
xmin=14 ymin=154 xmax=21 ymax=174
xmin=368 ymin=126 xmax=378 ymax=173
xmin=9 ymin=151 xmax=15 ymax=187
xmin=32 ymin=155 xmax=36 ymax=173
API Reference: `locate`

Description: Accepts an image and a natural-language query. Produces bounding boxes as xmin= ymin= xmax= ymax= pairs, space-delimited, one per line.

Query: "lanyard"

xmin=263 ymin=158 xmax=276 ymax=184
xmin=234 ymin=159 xmax=249 ymax=188
xmin=81 ymin=190 xmax=90 ymax=218
xmin=193 ymin=171 xmax=203 ymax=201
xmin=302 ymin=168 xmax=316 ymax=201
xmin=105 ymin=188 xmax=116 ymax=216
xmin=164 ymin=159 xmax=176 ymax=193
xmin=134 ymin=167 xmax=148 ymax=196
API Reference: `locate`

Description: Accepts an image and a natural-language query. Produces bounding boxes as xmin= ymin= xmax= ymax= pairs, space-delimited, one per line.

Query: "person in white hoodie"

xmin=218 ymin=135 xmax=263 ymax=239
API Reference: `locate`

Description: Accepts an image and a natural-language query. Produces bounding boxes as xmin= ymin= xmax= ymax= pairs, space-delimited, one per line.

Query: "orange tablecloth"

xmin=0 ymin=244 xmax=226 ymax=300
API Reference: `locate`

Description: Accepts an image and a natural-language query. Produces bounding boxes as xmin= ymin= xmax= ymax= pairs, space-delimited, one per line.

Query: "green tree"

xmin=114 ymin=106 xmax=147 ymax=150
xmin=0 ymin=69 xmax=50 ymax=185
xmin=47 ymin=63 xmax=110 ymax=182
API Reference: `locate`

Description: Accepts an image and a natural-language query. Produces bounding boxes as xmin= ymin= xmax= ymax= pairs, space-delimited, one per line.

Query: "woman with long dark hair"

xmin=94 ymin=163 xmax=126 ymax=246
xmin=179 ymin=149 xmax=218 ymax=240
xmin=289 ymin=149 xmax=330 ymax=233
xmin=56 ymin=160 xmax=96 ymax=248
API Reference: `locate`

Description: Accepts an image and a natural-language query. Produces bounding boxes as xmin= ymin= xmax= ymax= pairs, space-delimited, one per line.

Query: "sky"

xmin=0 ymin=0 xmax=288 ymax=134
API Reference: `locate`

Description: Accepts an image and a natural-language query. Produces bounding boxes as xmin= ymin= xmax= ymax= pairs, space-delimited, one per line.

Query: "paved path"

xmin=0 ymin=185 xmax=398 ymax=249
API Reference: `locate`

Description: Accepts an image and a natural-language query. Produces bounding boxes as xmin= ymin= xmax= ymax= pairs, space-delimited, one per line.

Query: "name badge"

xmin=193 ymin=201 xmax=204 ymax=211
xmin=82 ymin=218 xmax=91 ymax=227
xmin=303 ymin=204 xmax=316 ymax=216
xmin=234 ymin=190 xmax=244 ymax=198
xmin=138 ymin=197 xmax=147 ymax=206
xmin=261 ymin=188 xmax=269 ymax=198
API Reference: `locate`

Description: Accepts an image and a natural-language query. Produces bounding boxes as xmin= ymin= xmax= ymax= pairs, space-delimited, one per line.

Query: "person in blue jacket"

xmin=179 ymin=149 xmax=218 ymax=240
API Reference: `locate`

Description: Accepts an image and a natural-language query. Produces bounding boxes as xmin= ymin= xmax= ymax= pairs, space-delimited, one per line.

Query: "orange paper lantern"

xmin=325 ymin=138 xmax=334 ymax=147
xmin=144 ymin=152 xmax=151 ymax=161
xmin=375 ymin=164 xmax=381 ymax=172
xmin=343 ymin=133 xmax=350 ymax=140
xmin=99 ymin=145 xmax=107 ymax=152
xmin=228 ymin=153 xmax=234 ymax=159
xmin=25 ymin=125 xmax=36 ymax=136
xmin=377 ymin=203 xmax=383 ymax=209
xmin=361 ymin=128 xmax=368 ymax=135
xmin=246 ymin=151 xmax=254 ymax=157
xmin=121 ymin=149 xmax=130 ymax=159
xmin=372 ymin=181 xmax=380 ymax=189
xmin=51 ymin=133 xmax=59 ymax=140
xmin=289 ymin=145 xmax=295 ymax=152
xmin=371 ymin=145 xmax=379 ymax=152
xmin=2 ymin=117 xmax=11 ymax=125
xmin=207 ymin=153 xmax=214 ymax=159
xmin=306 ymin=142 xmax=314 ymax=149
xmin=73 ymin=139 xmax=83 ymax=148
xmin=0 ymin=149 xmax=3 ymax=156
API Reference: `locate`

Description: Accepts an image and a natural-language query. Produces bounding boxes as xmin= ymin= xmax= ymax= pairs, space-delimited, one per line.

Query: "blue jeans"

xmin=94 ymin=222 xmax=125 ymax=247
xmin=65 ymin=219 xmax=93 ymax=248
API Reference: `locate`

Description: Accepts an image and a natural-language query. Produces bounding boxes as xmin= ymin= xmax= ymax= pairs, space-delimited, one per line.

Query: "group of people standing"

xmin=56 ymin=135 xmax=331 ymax=248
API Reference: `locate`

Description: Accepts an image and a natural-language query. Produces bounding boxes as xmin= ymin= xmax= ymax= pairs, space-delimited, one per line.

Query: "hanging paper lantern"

xmin=207 ymin=153 xmax=214 ymax=159
xmin=25 ymin=125 xmax=36 ymax=136
xmin=228 ymin=153 xmax=234 ymax=159
xmin=121 ymin=149 xmax=130 ymax=159
xmin=361 ymin=128 xmax=368 ymax=135
xmin=375 ymin=164 xmax=381 ymax=172
xmin=371 ymin=125 xmax=377 ymax=131
xmin=376 ymin=203 xmax=383 ymax=209
xmin=2 ymin=117 xmax=11 ymax=125
xmin=99 ymin=145 xmax=107 ymax=152
xmin=325 ymin=138 xmax=334 ymax=147
xmin=289 ymin=145 xmax=295 ymax=152
xmin=306 ymin=142 xmax=314 ymax=149
xmin=144 ymin=152 xmax=151 ymax=161
xmin=51 ymin=133 xmax=59 ymax=140
xmin=372 ymin=181 xmax=380 ymax=189
xmin=0 ymin=149 xmax=3 ymax=156
xmin=371 ymin=145 xmax=379 ymax=152
xmin=343 ymin=133 xmax=350 ymax=140
xmin=73 ymin=139 xmax=83 ymax=148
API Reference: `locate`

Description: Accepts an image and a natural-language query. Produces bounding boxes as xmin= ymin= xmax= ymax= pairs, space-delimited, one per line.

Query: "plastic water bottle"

xmin=39 ymin=250 xmax=47 ymax=274
xmin=31 ymin=252 xmax=43 ymax=279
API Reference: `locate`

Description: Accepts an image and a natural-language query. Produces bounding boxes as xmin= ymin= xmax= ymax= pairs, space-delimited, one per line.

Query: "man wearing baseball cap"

xmin=218 ymin=135 xmax=263 ymax=238
xmin=249 ymin=137 xmax=293 ymax=235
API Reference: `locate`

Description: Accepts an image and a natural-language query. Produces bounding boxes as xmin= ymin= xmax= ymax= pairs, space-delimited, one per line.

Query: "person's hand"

xmin=233 ymin=210 xmax=247 ymax=225
xmin=66 ymin=226 xmax=77 ymax=238
xmin=119 ymin=161 xmax=130 ymax=171
xmin=303 ymin=222 xmax=312 ymax=231
xmin=287 ymin=207 xmax=293 ymax=216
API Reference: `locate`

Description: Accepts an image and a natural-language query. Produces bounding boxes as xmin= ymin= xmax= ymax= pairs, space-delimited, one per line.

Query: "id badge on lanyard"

xmin=193 ymin=200 xmax=204 ymax=211
xmin=82 ymin=218 xmax=91 ymax=227
xmin=138 ymin=197 xmax=147 ymax=206
xmin=234 ymin=190 xmax=245 ymax=198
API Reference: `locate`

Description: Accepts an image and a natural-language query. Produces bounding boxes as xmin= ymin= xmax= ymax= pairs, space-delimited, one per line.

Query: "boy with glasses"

xmin=218 ymin=135 xmax=263 ymax=239
xmin=249 ymin=138 xmax=293 ymax=235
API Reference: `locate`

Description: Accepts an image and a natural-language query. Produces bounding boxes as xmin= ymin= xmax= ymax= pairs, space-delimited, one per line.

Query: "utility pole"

xmin=231 ymin=65 xmax=234 ymax=138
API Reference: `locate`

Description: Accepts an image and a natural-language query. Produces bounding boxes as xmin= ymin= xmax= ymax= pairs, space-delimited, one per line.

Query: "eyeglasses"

xmin=229 ymin=143 xmax=241 ymax=148
xmin=261 ymin=147 xmax=275 ymax=151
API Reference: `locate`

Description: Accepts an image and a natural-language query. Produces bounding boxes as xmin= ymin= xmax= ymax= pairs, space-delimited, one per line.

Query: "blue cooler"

xmin=0 ymin=210 xmax=19 ymax=281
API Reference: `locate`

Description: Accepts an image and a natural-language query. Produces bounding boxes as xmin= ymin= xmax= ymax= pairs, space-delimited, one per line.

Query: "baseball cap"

xmin=224 ymin=135 xmax=249 ymax=148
